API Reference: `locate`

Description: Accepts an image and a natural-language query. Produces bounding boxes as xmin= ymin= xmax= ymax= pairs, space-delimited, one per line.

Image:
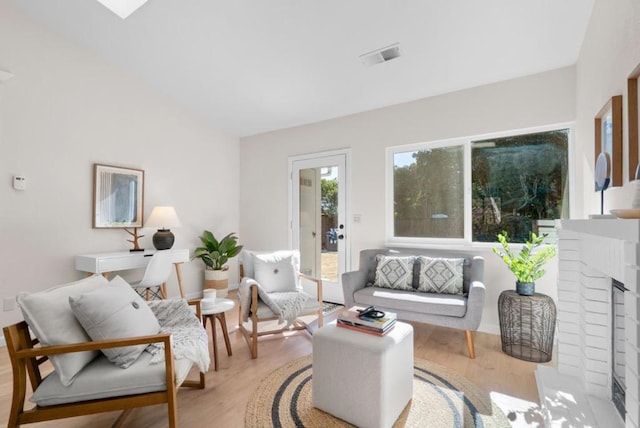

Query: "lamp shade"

xmin=97 ymin=0 xmax=148 ymax=19
xmin=145 ymin=206 xmax=181 ymax=250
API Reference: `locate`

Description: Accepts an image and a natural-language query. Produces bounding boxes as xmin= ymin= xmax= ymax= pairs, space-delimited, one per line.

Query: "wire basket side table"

xmin=498 ymin=290 xmax=556 ymax=362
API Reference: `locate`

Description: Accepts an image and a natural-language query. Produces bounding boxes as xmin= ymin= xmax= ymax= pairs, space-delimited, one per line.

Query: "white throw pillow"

xmin=374 ymin=255 xmax=415 ymax=291
xmin=252 ymin=251 xmax=300 ymax=292
xmin=17 ymin=275 xmax=108 ymax=386
xmin=69 ymin=276 xmax=161 ymax=368
xmin=417 ymin=256 xmax=464 ymax=294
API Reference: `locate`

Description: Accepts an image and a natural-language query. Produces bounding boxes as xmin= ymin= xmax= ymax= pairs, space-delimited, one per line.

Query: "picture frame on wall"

xmin=594 ymin=95 xmax=623 ymax=189
xmin=93 ymin=164 xmax=145 ymax=228
xmin=629 ymin=64 xmax=640 ymax=181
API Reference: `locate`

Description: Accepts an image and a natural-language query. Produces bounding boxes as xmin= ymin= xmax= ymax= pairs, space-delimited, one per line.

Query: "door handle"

xmin=312 ymin=231 xmax=316 ymax=238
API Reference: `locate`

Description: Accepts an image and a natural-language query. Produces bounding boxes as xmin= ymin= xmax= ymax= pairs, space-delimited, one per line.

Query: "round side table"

xmin=498 ymin=290 xmax=556 ymax=362
xmin=202 ymin=298 xmax=235 ymax=371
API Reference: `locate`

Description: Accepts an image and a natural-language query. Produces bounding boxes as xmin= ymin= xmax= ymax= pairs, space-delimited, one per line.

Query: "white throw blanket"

xmin=239 ymin=277 xmax=311 ymax=326
xmin=146 ymin=299 xmax=210 ymax=381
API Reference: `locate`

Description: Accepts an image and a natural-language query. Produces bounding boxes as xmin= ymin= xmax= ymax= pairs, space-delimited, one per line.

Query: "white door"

xmin=290 ymin=150 xmax=349 ymax=304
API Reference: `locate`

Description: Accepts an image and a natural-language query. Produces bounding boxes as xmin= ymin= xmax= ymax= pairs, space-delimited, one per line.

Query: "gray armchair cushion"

xmin=16 ymin=275 xmax=109 ymax=386
xmin=69 ymin=276 xmax=161 ymax=368
xmin=31 ymin=351 xmax=188 ymax=407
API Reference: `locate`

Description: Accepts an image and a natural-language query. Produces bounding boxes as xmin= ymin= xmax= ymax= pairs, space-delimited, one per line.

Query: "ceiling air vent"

xmin=359 ymin=43 xmax=401 ymax=67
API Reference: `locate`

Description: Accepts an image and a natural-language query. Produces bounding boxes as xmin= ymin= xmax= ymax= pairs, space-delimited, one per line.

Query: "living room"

xmin=1 ymin=0 xmax=639 ymax=427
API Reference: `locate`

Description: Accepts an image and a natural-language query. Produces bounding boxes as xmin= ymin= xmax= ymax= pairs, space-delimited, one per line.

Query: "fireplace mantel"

xmin=536 ymin=219 xmax=640 ymax=428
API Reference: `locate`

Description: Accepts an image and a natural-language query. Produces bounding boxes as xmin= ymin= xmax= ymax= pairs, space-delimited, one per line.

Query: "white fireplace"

xmin=536 ymin=219 xmax=640 ymax=428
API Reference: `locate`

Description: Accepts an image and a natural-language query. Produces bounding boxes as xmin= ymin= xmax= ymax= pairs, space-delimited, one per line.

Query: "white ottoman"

xmin=312 ymin=321 xmax=414 ymax=428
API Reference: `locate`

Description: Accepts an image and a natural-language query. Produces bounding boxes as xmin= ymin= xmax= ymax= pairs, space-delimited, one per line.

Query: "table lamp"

xmin=145 ymin=206 xmax=182 ymax=250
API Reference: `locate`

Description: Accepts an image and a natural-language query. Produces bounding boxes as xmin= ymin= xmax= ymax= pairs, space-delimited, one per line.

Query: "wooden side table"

xmin=498 ymin=290 xmax=556 ymax=362
xmin=202 ymin=298 xmax=235 ymax=371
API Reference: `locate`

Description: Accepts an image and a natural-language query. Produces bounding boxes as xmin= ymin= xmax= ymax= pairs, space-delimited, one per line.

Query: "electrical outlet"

xmin=3 ymin=296 xmax=16 ymax=312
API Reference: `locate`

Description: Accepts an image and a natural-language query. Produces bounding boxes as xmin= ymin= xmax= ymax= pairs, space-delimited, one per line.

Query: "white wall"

xmin=575 ymin=0 xmax=640 ymax=216
xmin=0 ymin=2 xmax=240 ymax=329
xmin=240 ymin=67 xmax=575 ymax=333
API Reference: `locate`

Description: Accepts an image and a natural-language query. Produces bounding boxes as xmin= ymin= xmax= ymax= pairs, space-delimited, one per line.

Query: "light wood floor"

xmin=0 ymin=293 xmax=552 ymax=427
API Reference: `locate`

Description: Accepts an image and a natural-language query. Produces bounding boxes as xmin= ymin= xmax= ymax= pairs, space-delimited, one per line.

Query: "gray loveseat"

xmin=342 ymin=248 xmax=485 ymax=358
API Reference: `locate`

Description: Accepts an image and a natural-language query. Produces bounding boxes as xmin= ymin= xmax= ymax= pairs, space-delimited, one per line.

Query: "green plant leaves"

xmin=492 ymin=231 xmax=556 ymax=283
xmin=193 ymin=230 xmax=243 ymax=270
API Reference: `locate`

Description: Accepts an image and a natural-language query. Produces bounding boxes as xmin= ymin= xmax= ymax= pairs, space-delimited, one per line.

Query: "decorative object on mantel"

xmin=194 ymin=231 xmax=243 ymax=298
xmin=594 ymin=95 xmax=623 ymax=188
xmin=125 ymin=227 xmax=145 ymax=252
xmin=492 ymin=231 xmax=556 ymax=296
xmin=93 ymin=164 xmax=144 ymax=228
xmin=595 ymin=151 xmax=611 ymax=215
xmin=145 ymin=206 xmax=182 ymax=250
xmin=609 ymin=164 xmax=640 ymax=219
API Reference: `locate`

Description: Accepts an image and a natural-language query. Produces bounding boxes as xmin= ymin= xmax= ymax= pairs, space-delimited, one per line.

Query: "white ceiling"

xmin=9 ymin=0 xmax=594 ymax=137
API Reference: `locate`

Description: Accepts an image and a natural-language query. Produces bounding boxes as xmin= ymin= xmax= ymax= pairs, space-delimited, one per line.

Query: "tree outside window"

xmin=391 ymin=128 xmax=570 ymax=243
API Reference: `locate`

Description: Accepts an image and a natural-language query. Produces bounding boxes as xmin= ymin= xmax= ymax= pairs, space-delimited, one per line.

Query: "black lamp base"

xmin=153 ymin=229 xmax=175 ymax=250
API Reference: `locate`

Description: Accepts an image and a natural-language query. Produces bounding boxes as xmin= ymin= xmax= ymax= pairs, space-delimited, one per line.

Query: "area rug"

xmin=245 ymin=355 xmax=512 ymax=428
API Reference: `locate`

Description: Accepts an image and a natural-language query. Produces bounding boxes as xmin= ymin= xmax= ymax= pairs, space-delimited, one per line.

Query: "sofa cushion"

xmin=69 ymin=276 xmax=160 ymax=368
xmin=30 ymin=351 xmax=191 ymax=407
xmin=252 ymin=251 xmax=300 ymax=292
xmin=354 ymin=286 xmax=467 ymax=318
xmin=416 ymin=256 xmax=464 ymax=295
xmin=17 ymin=275 xmax=109 ymax=386
xmin=373 ymin=255 xmax=415 ymax=291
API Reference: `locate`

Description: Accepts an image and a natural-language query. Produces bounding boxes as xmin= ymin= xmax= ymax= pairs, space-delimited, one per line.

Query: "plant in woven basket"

xmin=492 ymin=231 xmax=556 ymax=295
xmin=194 ymin=231 xmax=243 ymax=271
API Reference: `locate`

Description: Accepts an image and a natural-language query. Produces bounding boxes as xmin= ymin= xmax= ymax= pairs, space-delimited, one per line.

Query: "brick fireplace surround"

xmin=536 ymin=219 xmax=640 ymax=427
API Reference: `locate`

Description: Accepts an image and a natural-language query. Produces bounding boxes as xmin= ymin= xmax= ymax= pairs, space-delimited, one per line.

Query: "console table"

xmin=75 ymin=249 xmax=190 ymax=297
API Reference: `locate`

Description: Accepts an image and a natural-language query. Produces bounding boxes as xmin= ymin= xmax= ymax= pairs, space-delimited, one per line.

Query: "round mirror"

xmin=595 ymin=152 xmax=611 ymax=191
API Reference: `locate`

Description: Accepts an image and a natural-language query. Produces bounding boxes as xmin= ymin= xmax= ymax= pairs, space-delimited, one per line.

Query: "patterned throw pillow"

xmin=374 ymin=255 xmax=415 ymax=291
xmin=417 ymin=256 xmax=464 ymax=294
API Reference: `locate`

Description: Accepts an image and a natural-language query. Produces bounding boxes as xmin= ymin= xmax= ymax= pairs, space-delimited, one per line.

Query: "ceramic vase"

xmin=516 ymin=280 xmax=535 ymax=296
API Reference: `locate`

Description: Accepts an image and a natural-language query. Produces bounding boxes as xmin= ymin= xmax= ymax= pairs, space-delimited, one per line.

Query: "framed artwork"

xmin=93 ymin=164 xmax=144 ymax=228
xmin=629 ymin=63 xmax=640 ymax=181
xmin=594 ymin=95 xmax=623 ymax=189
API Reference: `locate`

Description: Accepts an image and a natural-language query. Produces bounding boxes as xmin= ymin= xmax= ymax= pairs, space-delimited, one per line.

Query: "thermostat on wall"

xmin=13 ymin=176 xmax=26 ymax=190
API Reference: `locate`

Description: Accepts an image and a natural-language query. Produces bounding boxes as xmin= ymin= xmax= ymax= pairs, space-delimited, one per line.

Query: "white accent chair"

xmin=130 ymin=249 xmax=174 ymax=300
xmin=237 ymin=250 xmax=324 ymax=359
xmin=5 ymin=275 xmax=207 ymax=428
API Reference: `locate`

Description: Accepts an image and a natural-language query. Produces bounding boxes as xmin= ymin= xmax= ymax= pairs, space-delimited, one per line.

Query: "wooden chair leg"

xmin=465 ymin=330 xmax=476 ymax=359
xmin=112 ymin=409 xmax=134 ymax=428
xmin=250 ymin=316 xmax=258 ymax=359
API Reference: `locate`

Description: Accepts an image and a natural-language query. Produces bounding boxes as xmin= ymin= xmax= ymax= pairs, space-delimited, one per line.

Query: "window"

xmin=390 ymin=127 xmax=570 ymax=244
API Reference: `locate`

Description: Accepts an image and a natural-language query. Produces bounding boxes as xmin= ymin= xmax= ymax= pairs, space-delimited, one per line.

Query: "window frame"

xmin=385 ymin=123 xmax=574 ymax=248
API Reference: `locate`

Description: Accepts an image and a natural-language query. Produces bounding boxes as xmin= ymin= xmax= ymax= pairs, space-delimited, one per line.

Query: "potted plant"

xmin=194 ymin=231 xmax=243 ymax=297
xmin=492 ymin=231 xmax=556 ymax=296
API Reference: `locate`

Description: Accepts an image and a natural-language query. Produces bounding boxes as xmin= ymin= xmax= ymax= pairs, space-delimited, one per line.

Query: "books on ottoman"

xmin=337 ymin=306 xmax=396 ymax=336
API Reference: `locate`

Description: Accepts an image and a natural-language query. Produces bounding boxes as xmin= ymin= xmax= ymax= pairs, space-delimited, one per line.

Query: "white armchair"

xmin=237 ymin=250 xmax=323 ymax=358
xmin=5 ymin=274 xmax=209 ymax=428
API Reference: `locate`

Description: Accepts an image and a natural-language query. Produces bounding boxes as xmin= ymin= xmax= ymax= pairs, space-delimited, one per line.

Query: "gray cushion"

xmin=16 ymin=275 xmax=108 ymax=386
xmin=69 ymin=276 xmax=160 ymax=368
xmin=416 ymin=256 xmax=464 ymax=294
xmin=373 ymin=255 xmax=415 ymax=291
xmin=252 ymin=251 xmax=300 ymax=292
xmin=354 ymin=286 xmax=467 ymax=318
xmin=30 ymin=351 xmax=191 ymax=407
